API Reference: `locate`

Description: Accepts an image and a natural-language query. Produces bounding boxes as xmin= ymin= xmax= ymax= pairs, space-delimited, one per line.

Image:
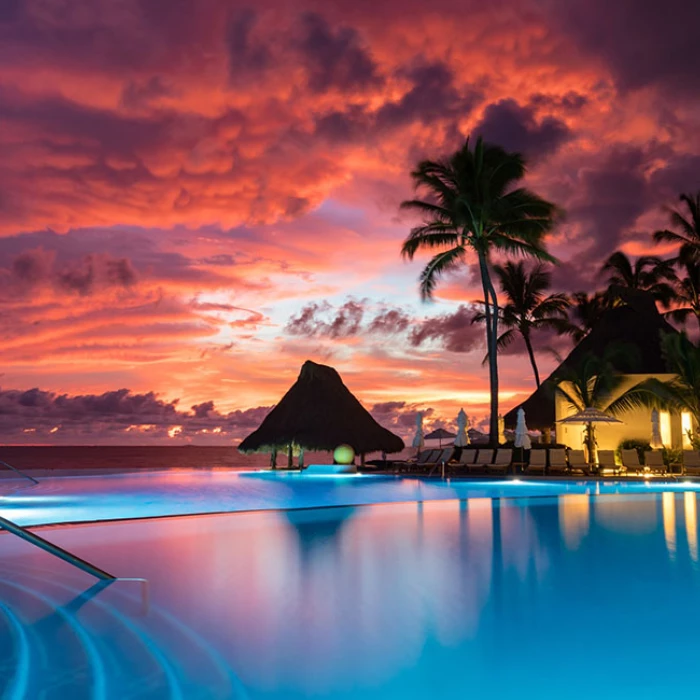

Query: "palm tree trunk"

xmin=522 ymin=330 xmax=541 ymax=388
xmin=478 ymin=253 xmax=500 ymax=445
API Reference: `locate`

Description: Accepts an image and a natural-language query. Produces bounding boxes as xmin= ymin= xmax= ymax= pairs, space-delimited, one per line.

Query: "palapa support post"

xmin=287 ymin=444 xmax=293 ymax=469
xmin=299 ymin=448 xmax=304 ymax=470
xmin=270 ymin=447 xmax=277 ymax=469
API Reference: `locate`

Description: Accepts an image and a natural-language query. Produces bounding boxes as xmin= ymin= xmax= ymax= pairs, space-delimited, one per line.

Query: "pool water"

xmin=3 ymin=469 xmax=700 ymax=526
xmin=1 ymin=476 xmax=700 ymax=698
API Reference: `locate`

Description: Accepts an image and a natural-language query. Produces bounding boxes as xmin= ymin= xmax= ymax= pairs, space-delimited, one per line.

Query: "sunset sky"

xmin=1 ymin=0 xmax=699 ymax=444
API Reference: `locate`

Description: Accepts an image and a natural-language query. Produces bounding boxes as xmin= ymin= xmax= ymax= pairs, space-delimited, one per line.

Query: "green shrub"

xmin=662 ymin=447 xmax=682 ymax=467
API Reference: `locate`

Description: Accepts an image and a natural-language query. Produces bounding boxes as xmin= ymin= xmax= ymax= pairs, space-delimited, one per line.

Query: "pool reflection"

xmin=3 ymin=493 xmax=700 ymax=698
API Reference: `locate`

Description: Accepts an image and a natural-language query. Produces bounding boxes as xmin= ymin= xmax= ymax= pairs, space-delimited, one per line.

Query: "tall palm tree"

xmin=653 ymin=191 xmax=700 ymax=263
xmin=566 ymin=291 xmax=611 ymax=343
xmin=401 ymin=137 xmax=560 ymax=443
xmin=666 ymin=259 xmax=700 ymax=332
xmin=473 ymin=261 xmax=570 ymax=388
xmin=555 ymin=345 xmax=649 ymax=461
xmin=601 ymin=250 xmax=677 ymax=307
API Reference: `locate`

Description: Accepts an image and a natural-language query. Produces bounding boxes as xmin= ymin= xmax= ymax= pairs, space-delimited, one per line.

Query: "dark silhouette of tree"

xmin=601 ymin=250 xmax=676 ymax=307
xmin=666 ymin=259 xmax=700 ymax=332
xmin=400 ymin=137 xmax=560 ymax=444
xmin=653 ymin=192 xmax=700 ymax=263
xmin=473 ymin=261 xmax=569 ymax=388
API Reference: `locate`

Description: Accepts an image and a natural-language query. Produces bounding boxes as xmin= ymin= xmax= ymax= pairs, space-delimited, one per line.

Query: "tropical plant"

xmin=601 ymin=251 xmax=677 ymax=307
xmin=665 ymin=259 xmax=700 ymax=332
xmin=473 ymin=261 xmax=570 ymax=387
xmin=566 ymin=291 xmax=611 ymax=343
xmin=400 ymin=137 xmax=560 ymax=443
xmin=637 ymin=332 xmax=700 ymax=430
xmin=555 ymin=344 xmax=650 ymax=461
xmin=653 ymin=191 xmax=700 ymax=263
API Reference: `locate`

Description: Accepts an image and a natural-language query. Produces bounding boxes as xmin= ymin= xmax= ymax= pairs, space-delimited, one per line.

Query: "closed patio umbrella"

xmin=454 ymin=409 xmax=469 ymax=447
xmin=514 ymin=408 xmax=532 ymax=451
xmin=498 ymin=415 xmax=506 ymax=445
xmin=412 ymin=412 xmax=425 ymax=455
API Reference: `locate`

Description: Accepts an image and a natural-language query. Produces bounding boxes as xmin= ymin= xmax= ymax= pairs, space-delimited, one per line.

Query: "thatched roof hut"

xmin=237 ymin=360 xmax=405 ymax=456
xmin=503 ymin=291 xmax=680 ymax=430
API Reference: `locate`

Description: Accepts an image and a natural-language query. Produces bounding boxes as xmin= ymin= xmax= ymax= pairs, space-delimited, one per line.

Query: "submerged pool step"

xmin=0 ymin=566 xmax=247 ymax=699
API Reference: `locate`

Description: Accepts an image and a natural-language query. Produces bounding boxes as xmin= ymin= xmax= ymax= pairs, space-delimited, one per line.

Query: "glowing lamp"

xmin=334 ymin=444 xmax=355 ymax=465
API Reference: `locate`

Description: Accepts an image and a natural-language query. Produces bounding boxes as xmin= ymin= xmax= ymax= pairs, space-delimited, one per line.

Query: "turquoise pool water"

xmin=2 ymin=469 xmax=700 ymax=526
xmin=1 ymin=475 xmax=700 ymax=698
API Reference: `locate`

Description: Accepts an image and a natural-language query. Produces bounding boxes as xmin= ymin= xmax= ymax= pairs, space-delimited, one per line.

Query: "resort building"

xmin=505 ymin=292 xmax=694 ymax=452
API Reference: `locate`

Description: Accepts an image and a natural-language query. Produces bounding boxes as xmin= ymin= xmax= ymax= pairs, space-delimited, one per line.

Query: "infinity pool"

xmin=1 ymin=474 xmax=700 ymax=698
xmin=2 ymin=469 xmax=700 ymax=526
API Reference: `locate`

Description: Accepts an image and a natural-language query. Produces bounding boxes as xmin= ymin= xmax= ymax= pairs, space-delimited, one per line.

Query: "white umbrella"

xmin=498 ymin=414 xmax=506 ymax=444
xmin=454 ymin=408 xmax=470 ymax=447
xmin=411 ymin=412 xmax=424 ymax=454
xmin=651 ymin=408 xmax=663 ymax=449
xmin=514 ymin=408 xmax=532 ymax=450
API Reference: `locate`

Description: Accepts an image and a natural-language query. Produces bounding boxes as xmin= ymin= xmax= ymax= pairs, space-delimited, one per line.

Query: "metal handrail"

xmin=0 ymin=515 xmax=115 ymax=581
xmin=0 ymin=460 xmax=39 ymax=485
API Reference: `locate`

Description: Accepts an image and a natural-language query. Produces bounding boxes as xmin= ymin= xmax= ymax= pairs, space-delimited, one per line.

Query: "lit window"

xmin=682 ymin=412 xmax=693 ymax=448
xmin=660 ymin=411 xmax=672 ymax=447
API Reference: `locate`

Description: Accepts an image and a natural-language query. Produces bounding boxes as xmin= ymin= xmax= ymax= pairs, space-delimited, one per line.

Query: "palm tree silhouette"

xmin=666 ymin=259 xmax=700 ymax=332
xmin=400 ymin=137 xmax=560 ymax=444
xmin=601 ymin=250 xmax=676 ymax=307
xmin=653 ymin=192 xmax=700 ymax=263
xmin=473 ymin=261 xmax=569 ymax=388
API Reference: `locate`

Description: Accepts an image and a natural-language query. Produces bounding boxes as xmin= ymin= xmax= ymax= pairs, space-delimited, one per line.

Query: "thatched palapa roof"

xmin=503 ymin=291 xmax=680 ymax=430
xmin=237 ymin=360 xmax=405 ymax=454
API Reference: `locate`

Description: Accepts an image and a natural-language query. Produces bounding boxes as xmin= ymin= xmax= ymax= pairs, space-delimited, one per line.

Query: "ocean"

xmin=0 ymin=445 xmax=418 ymax=473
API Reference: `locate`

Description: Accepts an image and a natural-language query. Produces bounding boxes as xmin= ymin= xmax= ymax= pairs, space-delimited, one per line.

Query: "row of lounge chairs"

xmin=402 ymin=448 xmax=514 ymax=475
xmin=399 ymin=447 xmax=700 ymax=477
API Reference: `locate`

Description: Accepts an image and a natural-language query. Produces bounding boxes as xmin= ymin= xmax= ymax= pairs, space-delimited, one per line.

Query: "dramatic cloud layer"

xmin=0 ymin=0 xmax=699 ymax=442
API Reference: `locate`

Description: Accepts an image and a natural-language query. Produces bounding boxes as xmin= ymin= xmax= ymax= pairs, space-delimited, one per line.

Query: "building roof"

xmin=503 ymin=292 xmax=680 ymax=430
xmin=237 ymin=360 xmax=405 ymax=455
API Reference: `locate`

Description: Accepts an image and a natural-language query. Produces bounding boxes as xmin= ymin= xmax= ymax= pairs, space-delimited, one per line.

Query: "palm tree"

xmin=400 ymin=137 xmax=560 ymax=443
xmin=653 ymin=191 xmax=700 ymax=263
xmin=601 ymin=251 xmax=677 ymax=307
xmin=555 ymin=345 xmax=649 ymax=461
xmin=473 ymin=261 xmax=570 ymax=388
xmin=566 ymin=291 xmax=611 ymax=343
xmin=632 ymin=333 xmax=700 ymax=443
xmin=657 ymin=332 xmax=700 ymax=427
xmin=666 ymin=259 xmax=700 ymax=332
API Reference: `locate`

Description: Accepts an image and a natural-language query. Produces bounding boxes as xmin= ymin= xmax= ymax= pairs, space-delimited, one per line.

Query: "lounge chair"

xmin=469 ymin=449 xmax=494 ymax=474
xmin=568 ymin=450 xmax=591 ymax=476
xmin=548 ymin=448 xmax=569 ymax=475
xmin=448 ymin=448 xmax=477 ymax=475
xmin=621 ymin=449 xmax=642 ymax=476
xmin=643 ymin=451 xmax=666 ymax=475
xmin=683 ymin=450 xmax=700 ymax=476
xmin=525 ymin=450 xmax=546 ymax=475
xmin=403 ymin=449 xmax=440 ymax=473
xmin=597 ymin=450 xmax=624 ymax=476
xmin=485 ymin=448 xmax=512 ymax=474
xmin=426 ymin=447 xmax=455 ymax=474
